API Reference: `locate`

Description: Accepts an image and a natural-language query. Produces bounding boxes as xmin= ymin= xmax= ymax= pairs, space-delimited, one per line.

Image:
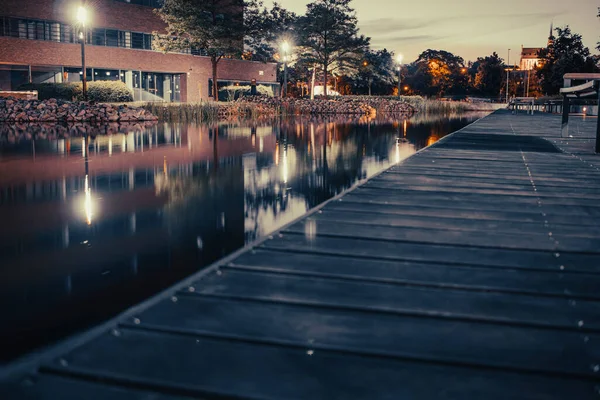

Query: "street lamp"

xmin=281 ymin=41 xmax=290 ymax=98
xmin=77 ymin=5 xmax=88 ymax=101
xmin=396 ymin=53 xmax=403 ymax=98
xmin=506 ymin=48 xmax=511 ymax=104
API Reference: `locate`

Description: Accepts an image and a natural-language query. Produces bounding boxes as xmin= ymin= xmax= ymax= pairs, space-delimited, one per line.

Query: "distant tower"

xmin=547 ymin=22 xmax=554 ymax=46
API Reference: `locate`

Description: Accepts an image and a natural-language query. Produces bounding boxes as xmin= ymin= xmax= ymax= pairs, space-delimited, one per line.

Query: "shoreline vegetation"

xmin=0 ymin=95 xmax=503 ymax=126
xmin=142 ymin=95 xmax=504 ymax=123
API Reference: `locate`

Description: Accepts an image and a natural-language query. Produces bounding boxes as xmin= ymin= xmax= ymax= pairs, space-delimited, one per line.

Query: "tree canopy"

xmin=154 ymin=0 xmax=250 ymax=100
xmin=244 ymin=1 xmax=298 ymax=62
xmin=353 ymin=49 xmax=397 ymax=95
xmin=472 ymin=52 xmax=504 ymax=97
xmin=297 ymin=0 xmax=370 ymax=97
xmin=536 ymin=26 xmax=598 ymax=95
xmin=153 ymin=1 xmax=600 ymax=100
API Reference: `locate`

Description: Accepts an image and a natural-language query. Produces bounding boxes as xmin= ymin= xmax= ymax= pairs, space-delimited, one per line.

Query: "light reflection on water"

xmin=0 ymin=112 xmax=487 ymax=362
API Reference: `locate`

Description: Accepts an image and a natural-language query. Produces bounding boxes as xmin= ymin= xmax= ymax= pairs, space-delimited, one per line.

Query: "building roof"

xmin=521 ymin=48 xmax=543 ymax=59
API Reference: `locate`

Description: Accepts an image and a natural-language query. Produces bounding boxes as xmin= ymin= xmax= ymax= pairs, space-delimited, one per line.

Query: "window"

xmin=49 ymin=23 xmax=61 ymax=42
xmin=106 ymin=29 xmax=119 ymax=47
xmin=4 ymin=18 xmax=21 ymax=38
xmin=92 ymin=28 xmax=105 ymax=46
xmin=121 ymin=31 xmax=131 ymax=48
xmin=115 ymin=0 xmax=163 ymax=7
xmin=131 ymin=32 xmax=152 ymax=50
xmin=131 ymin=32 xmax=144 ymax=49
xmin=61 ymin=24 xmax=74 ymax=43
xmin=0 ymin=16 xmax=160 ymax=52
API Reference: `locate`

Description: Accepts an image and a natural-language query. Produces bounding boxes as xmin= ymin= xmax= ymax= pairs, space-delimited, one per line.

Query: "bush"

xmin=19 ymin=81 xmax=134 ymax=102
xmin=218 ymin=84 xmax=274 ymax=101
xmin=81 ymin=81 xmax=134 ymax=102
xmin=19 ymin=82 xmax=78 ymax=100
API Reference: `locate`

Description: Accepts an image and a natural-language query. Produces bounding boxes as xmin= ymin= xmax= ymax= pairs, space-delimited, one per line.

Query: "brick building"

xmin=0 ymin=0 xmax=278 ymax=102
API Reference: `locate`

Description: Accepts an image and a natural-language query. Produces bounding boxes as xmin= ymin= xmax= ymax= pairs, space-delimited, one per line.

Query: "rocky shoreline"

xmin=241 ymin=95 xmax=416 ymax=116
xmin=0 ymin=98 xmax=158 ymax=123
xmin=0 ymin=96 xmax=416 ymax=126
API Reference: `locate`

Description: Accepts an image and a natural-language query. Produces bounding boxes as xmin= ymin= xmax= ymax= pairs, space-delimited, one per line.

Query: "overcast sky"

xmin=276 ymin=0 xmax=599 ymax=63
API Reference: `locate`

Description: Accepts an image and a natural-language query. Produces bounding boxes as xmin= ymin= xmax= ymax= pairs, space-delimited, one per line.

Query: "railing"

xmin=559 ymin=79 xmax=600 ymax=153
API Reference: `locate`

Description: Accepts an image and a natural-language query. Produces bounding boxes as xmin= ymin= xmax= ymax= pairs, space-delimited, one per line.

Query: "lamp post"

xmin=396 ymin=53 xmax=403 ymax=98
xmin=506 ymin=48 xmax=511 ymax=104
xmin=281 ymin=41 xmax=290 ymax=98
xmin=77 ymin=5 xmax=88 ymax=101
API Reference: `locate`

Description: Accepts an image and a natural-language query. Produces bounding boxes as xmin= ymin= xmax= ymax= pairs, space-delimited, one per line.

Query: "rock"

xmin=0 ymin=98 xmax=158 ymax=123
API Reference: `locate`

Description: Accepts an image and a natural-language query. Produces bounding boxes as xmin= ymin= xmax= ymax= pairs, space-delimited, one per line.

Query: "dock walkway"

xmin=2 ymin=109 xmax=600 ymax=399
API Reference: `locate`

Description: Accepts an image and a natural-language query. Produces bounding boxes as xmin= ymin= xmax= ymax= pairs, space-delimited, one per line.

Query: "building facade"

xmin=519 ymin=47 xmax=542 ymax=71
xmin=0 ymin=0 xmax=278 ymax=102
xmin=518 ymin=25 xmax=555 ymax=71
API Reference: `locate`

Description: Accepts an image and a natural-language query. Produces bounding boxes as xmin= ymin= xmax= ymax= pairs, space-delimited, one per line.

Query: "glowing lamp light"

xmin=282 ymin=148 xmax=288 ymax=184
xmin=84 ymin=175 xmax=93 ymax=225
xmin=77 ymin=6 xmax=88 ymax=26
xmin=396 ymin=54 xmax=403 ymax=65
xmin=281 ymin=41 xmax=290 ymax=54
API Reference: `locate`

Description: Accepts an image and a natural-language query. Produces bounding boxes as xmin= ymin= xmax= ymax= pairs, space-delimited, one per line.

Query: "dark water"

xmin=0 ymin=112 xmax=486 ymax=362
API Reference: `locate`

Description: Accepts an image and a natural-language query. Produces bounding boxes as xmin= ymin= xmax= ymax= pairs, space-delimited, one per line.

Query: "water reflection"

xmin=0 ymin=112 xmax=486 ymax=362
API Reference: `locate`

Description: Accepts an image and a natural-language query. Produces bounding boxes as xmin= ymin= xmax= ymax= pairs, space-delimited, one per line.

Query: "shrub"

xmin=80 ymin=81 xmax=134 ymax=102
xmin=19 ymin=82 xmax=78 ymax=100
xmin=19 ymin=81 xmax=133 ymax=102
xmin=218 ymin=84 xmax=275 ymax=101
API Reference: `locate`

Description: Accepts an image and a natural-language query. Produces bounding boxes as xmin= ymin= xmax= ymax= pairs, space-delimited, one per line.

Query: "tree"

xmin=536 ymin=26 xmax=598 ymax=95
xmin=244 ymin=1 xmax=298 ymax=62
xmin=597 ymin=8 xmax=600 ymax=52
xmin=472 ymin=52 xmax=504 ymax=97
xmin=404 ymin=50 xmax=466 ymax=97
xmin=297 ymin=0 xmax=369 ymax=98
xmin=353 ymin=49 xmax=396 ymax=95
xmin=154 ymin=0 xmax=249 ymax=101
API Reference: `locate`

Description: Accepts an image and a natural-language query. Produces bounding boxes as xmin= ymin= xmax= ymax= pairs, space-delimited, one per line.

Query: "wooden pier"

xmin=2 ymin=109 xmax=600 ymax=399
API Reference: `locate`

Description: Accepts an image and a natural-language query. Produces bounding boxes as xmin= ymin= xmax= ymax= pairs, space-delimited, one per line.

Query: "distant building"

xmin=0 ymin=0 xmax=278 ymax=102
xmin=519 ymin=47 xmax=542 ymax=71
xmin=519 ymin=24 xmax=554 ymax=71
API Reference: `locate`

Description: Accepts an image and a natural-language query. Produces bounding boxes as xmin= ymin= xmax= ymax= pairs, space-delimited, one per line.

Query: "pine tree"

xmin=298 ymin=0 xmax=369 ymax=98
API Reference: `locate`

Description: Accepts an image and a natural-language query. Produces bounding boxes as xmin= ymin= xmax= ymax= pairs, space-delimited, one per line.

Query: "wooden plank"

xmin=360 ymin=182 xmax=600 ymax=202
xmin=311 ymin=209 xmax=592 ymax=236
xmin=337 ymin=194 xmax=600 ymax=222
xmin=282 ymin=220 xmax=600 ymax=252
xmin=1 ymin=375 xmax=189 ymax=400
xmin=40 ymin=329 xmax=598 ymax=400
xmin=262 ymin=234 xmax=600 ymax=273
xmin=374 ymin=173 xmax=600 ymax=191
xmin=232 ymin=250 xmax=600 ymax=299
xmin=325 ymin=202 xmax=600 ymax=230
xmin=193 ymin=269 xmax=600 ymax=331
xmin=126 ymin=295 xmax=600 ymax=378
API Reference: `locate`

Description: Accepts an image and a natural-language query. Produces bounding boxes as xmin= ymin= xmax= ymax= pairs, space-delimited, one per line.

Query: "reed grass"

xmin=138 ymin=96 xmax=502 ymax=123
xmin=139 ymin=101 xmax=276 ymax=123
